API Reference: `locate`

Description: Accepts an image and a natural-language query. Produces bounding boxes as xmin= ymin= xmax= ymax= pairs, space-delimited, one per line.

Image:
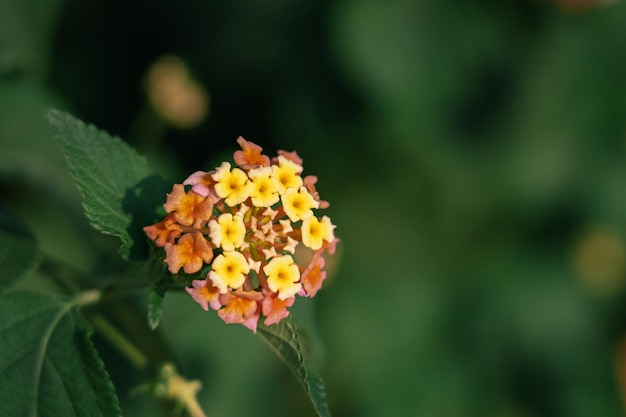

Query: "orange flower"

xmin=301 ymin=255 xmax=326 ymax=297
xmin=303 ymin=175 xmax=329 ymax=209
xmin=143 ymin=213 xmax=181 ymax=247
xmin=275 ymin=149 xmax=303 ymax=166
xmin=186 ymin=279 xmax=222 ymax=311
xmin=163 ymin=184 xmax=213 ymax=228
xmin=262 ymin=292 xmax=295 ymax=326
xmin=233 ymin=136 xmax=270 ymax=168
xmin=164 ymin=232 xmax=213 ymax=274
xmin=218 ymin=291 xmax=262 ymax=332
xmin=183 ymin=170 xmax=219 ymax=201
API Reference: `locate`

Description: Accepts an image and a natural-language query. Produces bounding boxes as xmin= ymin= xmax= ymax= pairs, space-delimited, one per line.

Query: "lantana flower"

xmin=144 ymin=137 xmax=339 ymax=332
xmin=164 ymin=232 xmax=213 ymax=274
xmin=263 ymin=255 xmax=302 ymax=300
xmin=209 ymin=251 xmax=250 ymax=293
xmin=209 ymin=213 xmax=246 ymax=251
xmin=301 ymin=215 xmax=335 ymax=250
xmin=248 ymin=166 xmax=280 ymax=207
xmin=212 ymin=162 xmax=252 ymax=206
xmin=282 ymin=187 xmax=319 ymax=222
xmin=272 ymin=155 xmax=303 ymax=193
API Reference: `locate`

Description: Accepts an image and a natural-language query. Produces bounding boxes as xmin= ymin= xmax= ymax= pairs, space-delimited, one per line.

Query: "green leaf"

xmin=46 ymin=108 xmax=169 ymax=261
xmin=0 ymin=205 xmax=42 ymax=288
xmin=0 ymin=290 xmax=121 ymax=417
xmin=257 ymin=318 xmax=332 ymax=417
xmin=148 ymin=282 xmax=166 ymax=331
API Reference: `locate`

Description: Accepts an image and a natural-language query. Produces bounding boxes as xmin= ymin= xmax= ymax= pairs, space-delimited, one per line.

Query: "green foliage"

xmin=148 ymin=281 xmax=166 ymax=330
xmin=0 ymin=290 xmax=121 ymax=417
xmin=258 ymin=318 xmax=331 ymax=417
xmin=0 ymin=206 xmax=41 ymax=288
xmin=46 ymin=108 xmax=169 ymax=261
xmin=40 ymin=110 xmax=333 ymax=416
xmin=15 ymin=0 xmax=626 ymax=415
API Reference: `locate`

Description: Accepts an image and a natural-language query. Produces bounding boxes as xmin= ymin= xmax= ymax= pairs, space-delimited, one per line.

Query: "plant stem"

xmin=72 ymin=290 xmax=101 ymax=307
xmin=90 ymin=314 xmax=148 ymax=369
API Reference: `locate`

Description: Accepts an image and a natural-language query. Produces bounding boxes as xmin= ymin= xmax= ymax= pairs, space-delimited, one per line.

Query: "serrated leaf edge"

xmin=257 ymin=319 xmax=331 ymax=417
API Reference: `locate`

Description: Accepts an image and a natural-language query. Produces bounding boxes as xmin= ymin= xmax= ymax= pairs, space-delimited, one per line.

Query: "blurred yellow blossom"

xmin=144 ymin=55 xmax=208 ymax=129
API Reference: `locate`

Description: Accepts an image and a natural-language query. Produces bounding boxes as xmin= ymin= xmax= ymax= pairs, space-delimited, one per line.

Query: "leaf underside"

xmin=0 ymin=291 xmax=121 ymax=417
xmin=257 ymin=318 xmax=332 ymax=417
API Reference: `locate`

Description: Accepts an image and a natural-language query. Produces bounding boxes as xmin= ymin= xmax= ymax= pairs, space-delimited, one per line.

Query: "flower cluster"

xmin=144 ymin=137 xmax=338 ymax=332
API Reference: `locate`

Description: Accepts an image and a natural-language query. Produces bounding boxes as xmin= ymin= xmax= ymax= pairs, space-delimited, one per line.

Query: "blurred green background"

xmin=3 ymin=0 xmax=626 ymax=416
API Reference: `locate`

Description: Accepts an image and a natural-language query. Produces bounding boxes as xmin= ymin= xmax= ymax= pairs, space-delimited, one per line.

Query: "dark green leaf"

xmin=257 ymin=318 xmax=332 ymax=417
xmin=0 ymin=290 xmax=121 ymax=417
xmin=148 ymin=282 xmax=166 ymax=330
xmin=0 ymin=206 xmax=41 ymax=288
xmin=46 ymin=108 xmax=169 ymax=261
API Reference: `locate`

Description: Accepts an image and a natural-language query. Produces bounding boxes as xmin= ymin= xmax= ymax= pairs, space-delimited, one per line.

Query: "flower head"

xmin=144 ymin=137 xmax=339 ymax=330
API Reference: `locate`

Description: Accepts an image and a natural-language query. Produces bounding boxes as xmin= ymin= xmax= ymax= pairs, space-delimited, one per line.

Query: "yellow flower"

xmin=301 ymin=216 xmax=335 ymax=250
xmin=263 ymin=255 xmax=301 ymax=300
xmin=209 ymin=251 xmax=250 ymax=293
xmin=271 ymin=155 xmax=303 ymax=195
xmin=144 ymin=55 xmax=208 ymax=129
xmin=209 ymin=213 xmax=246 ymax=251
xmin=282 ymin=186 xmax=319 ymax=222
xmin=212 ymin=162 xmax=251 ymax=205
xmin=248 ymin=166 xmax=280 ymax=207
